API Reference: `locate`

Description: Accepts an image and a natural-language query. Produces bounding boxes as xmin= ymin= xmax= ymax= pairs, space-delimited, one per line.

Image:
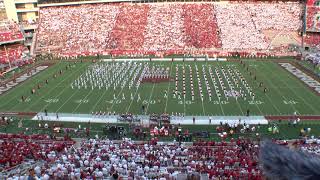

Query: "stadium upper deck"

xmin=36 ymin=1 xmax=303 ymax=57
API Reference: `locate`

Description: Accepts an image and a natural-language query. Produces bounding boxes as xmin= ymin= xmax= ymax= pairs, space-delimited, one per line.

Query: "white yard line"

xmin=125 ymin=65 xmax=144 ymax=113
xmin=1 ymin=66 xmax=53 ymax=109
xmin=72 ymin=89 xmax=95 ymax=113
xmin=273 ymin=63 xmax=318 ymax=113
xmin=259 ymin=62 xmax=299 ymax=114
xmin=217 ymin=63 xmax=244 ymax=116
xmin=208 ymin=66 xmax=225 ymax=115
xmin=43 ymin=63 xmax=89 ymax=112
xmin=195 ymin=64 xmax=206 ymax=116
xmin=109 ymin=63 xmax=133 ymax=112
xmin=145 ymin=62 xmax=163 ymax=115
xmin=164 ymin=62 xmax=174 ymax=113
xmin=248 ymin=64 xmax=281 ymax=115
xmin=54 ymin=89 xmax=80 ymax=113
xmin=22 ymin=63 xmax=87 ymax=112
xmin=145 ymin=80 xmax=156 ymax=115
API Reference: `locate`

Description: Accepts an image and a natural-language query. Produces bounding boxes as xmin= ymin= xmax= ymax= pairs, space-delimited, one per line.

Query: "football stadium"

xmin=0 ymin=0 xmax=320 ymax=179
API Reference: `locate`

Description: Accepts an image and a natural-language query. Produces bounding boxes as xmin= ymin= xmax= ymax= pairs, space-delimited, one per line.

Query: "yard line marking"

xmin=55 ymin=88 xmax=80 ymax=113
xmin=273 ymin=63 xmax=318 ymax=113
xmin=217 ymin=63 xmax=244 ymax=116
xmin=231 ymin=64 xmax=261 ymax=115
xmin=145 ymin=81 xmax=156 ymax=115
xmin=109 ymin=62 xmax=133 ymax=112
xmin=2 ymin=63 xmax=59 ymax=110
xmin=125 ymin=65 xmax=145 ymax=113
xmin=72 ymin=61 xmax=131 ymax=113
xmin=122 ymin=66 xmax=144 ymax=114
xmin=22 ymin=62 xmax=87 ymax=112
xmin=194 ymin=64 xmax=206 ymax=116
xmin=207 ymin=65 xmax=225 ymax=115
xmin=164 ymin=62 xmax=174 ymax=113
xmin=145 ymin=62 xmax=163 ymax=115
xmin=259 ymin=62 xmax=299 ymax=114
xmin=39 ymin=63 xmax=88 ymax=112
xmin=248 ymin=63 xmax=281 ymax=115
xmin=72 ymin=88 xmax=95 ymax=113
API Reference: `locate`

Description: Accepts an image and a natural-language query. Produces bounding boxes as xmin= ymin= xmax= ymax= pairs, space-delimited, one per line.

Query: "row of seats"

xmin=0 ymin=133 xmax=74 ymax=170
xmin=0 ymin=44 xmax=29 ymax=64
xmin=3 ymin=131 xmax=320 ymax=179
xmin=4 ymin=137 xmax=262 ymax=179
xmin=0 ymin=21 xmax=24 ymax=43
xmin=306 ymin=6 xmax=320 ymax=31
xmin=305 ymin=32 xmax=320 ymax=48
xmin=37 ymin=2 xmax=302 ymax=57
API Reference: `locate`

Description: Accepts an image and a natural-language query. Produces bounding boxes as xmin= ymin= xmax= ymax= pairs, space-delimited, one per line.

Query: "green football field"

xmin=0 ymin=59 xmax=320 ymax=116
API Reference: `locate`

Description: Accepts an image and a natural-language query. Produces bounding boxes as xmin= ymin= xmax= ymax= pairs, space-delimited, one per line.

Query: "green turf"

xmin=0 ymin=60 xmax=320 ymax=116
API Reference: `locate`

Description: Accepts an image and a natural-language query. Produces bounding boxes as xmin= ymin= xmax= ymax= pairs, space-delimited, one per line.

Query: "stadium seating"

xmin=0 ymin=22 xmax=24 ymax=43
xmin=183 ymin=3 xmax=221 ymax=48
xmin=0 ymin=133 xmax=74 ymax=170
xmin=215 ymin=2 xmax=301 ymax=50
xmin=37 ymin=2 xmax=302 ymax=57
xmin=0 ymin=44 xmax=29 ymax=64
xmin=306 ymin=6 xmax=320 ymax=31
xmin=305 ymin=32 xmax=320 ymax=48
xmin=1 ymin=132 xmax=320 ymax=179
xmin=109 ymin=4 xmax=150 ymax=50
xmin=1 ymin=137 xmax=262 ymax=179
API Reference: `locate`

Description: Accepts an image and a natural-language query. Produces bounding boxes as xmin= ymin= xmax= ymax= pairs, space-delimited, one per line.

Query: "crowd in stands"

xmin=299 ymin=139 xmax=320 ymax=156
xmin=0 ymin=133 xmax=74 ymax=170
xmin=307 ymin=0 xmax=317 ymax=6
xmin=0 ymin=21 xmax=24 ymax=43
xmin=0 ymin=44 xmax=30 ymax=65
xmin=215 ymin=2 xmax=301 ymax=50
xmin=109 ymin=4 xmax=149 ymax=50
xmin=183 ymin=4 xmax=221 ymax=49
xmin=3 ymin=137 xmax=262 ymax=179
xmin=306 ymin=6 xmax=320 ymax=31
xmin=1 ymin=130 xmax=320 ymax=179
xmin=305 ymin=32 xmax=320 ymax=49
xmin=37 ymin=2 xmax=302 ymax=57
xmin=37 ymin=4 xmax=120 ymax=57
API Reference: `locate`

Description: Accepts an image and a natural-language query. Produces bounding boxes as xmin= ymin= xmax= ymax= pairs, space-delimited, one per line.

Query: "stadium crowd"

xmin=215 ymin=2 xmax=301 ymax=50
xmin=37 ymin=2 xmax=302 ymax=57
xmin=2 ymin=132 xmax=320 ymax=179
xmin=0 ymin=21 xmax=24 ymax=43
xmin=306 ymin=6 xmax=320 ymax=31
xmin=2 ymin=137 xmax=262 ymax=179
xmin=305 ymin=33 xmax=320 ymax=49
xmin=0 ymin=134 xmax=74 ymax=170
xmin=0 ymin=44 xmax=30 ymax=64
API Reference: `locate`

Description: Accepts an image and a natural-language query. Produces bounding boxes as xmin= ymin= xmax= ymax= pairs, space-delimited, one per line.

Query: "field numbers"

xmin=143 ymin=100 xmax=156 ymax=105
xmin=249 ymin=100 xmax=264 ymax=105
xmin=75 ymin=99 xmax=89 ymax=104
xmin=283 ymin=100 xmax=298 ymax=105
xmin=213 ymin=101 xmax=229 ymax=105
xmin=44 ymin=99 xmax=59 ymax=103
xmin=107 ymin=100 xmax=122 ymax=104
xmin=178 ymin=101 xmax=193 ymax=105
